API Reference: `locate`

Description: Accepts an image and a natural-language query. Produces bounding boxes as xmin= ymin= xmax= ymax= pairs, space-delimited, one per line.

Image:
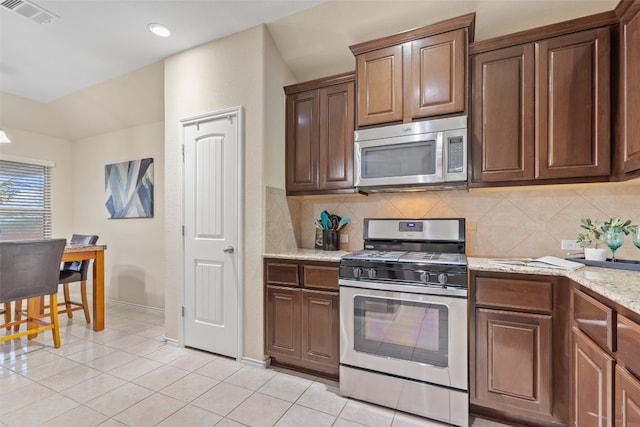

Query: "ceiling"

xmin=0 ymin=0 xmax=620 ymax=141
xmin=0 ymin=0 xmax=326 ymax=102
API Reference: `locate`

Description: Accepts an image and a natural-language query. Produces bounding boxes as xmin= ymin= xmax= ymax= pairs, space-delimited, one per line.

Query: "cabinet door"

xmin=410 ymin=29 xmax=465 ymax=119
xmin=356 ymin=45 xmax=403 ymax=126
xmin=471 ymin=44 xmax=535 ymax=183
xmin=536 ymin=27 xmax=610 ymax=179
xmin=615 ymin=365 xmax=640 ymax=427
xmin=571 ymin=327 xmax=614 ymax=427
xmin=301 ymin=289 xmax=339 ymax=375
xmin=318 ymin=81 xmax=355 ymax=190
xmin=616 ymin=2 xmax=640 ymax=175
xmin=473 ymin=308 xmax=553 ymax=418
xmin=286 ymin=90 xmax=318 ymax=192
xmin=266 ymin=286 xmax=301 ymax=360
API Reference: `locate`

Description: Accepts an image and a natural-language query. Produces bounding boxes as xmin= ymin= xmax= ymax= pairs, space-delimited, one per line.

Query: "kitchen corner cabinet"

xmin=471 ymin=25 xmax=611 ymax=186
xmin=349 ymin=13 xmax=474 ymax=127
xmin=470 ymin=271 xmax=570 ymax=427
xmin=570 ymin=285 xmax=640 ymax=427
xmin=264 ymin=258 xmax=339 ymax=379
xmin=614 ymin=0 xmax=640 ymax=178
xmin=284 ymin=72 xmax=355 ymax=196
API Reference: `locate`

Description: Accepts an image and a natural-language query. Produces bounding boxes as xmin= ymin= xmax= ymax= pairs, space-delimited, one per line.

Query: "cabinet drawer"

xmin=302 ymin=264 xmax=338 ymax=290
xmin=475 ymin=276 xmax=552 ymax=312
xmin=617 ymin=314 xmax=640 ymax=378
xmin=573 ymin=288 xmax=615 ymax=352
xmin=265 ymin=261 xmax=299 ymax=287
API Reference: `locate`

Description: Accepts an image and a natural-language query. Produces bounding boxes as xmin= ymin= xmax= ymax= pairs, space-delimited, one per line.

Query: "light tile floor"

xmin=0 ymin=302 xmax=511 ymax=427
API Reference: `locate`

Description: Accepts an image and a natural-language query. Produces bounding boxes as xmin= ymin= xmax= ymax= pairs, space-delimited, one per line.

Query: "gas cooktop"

xmin=343 ymin=250 xmax=467 ymax=266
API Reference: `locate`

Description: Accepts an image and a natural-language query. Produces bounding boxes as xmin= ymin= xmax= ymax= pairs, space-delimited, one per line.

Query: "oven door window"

xmin=362 ymin=140 xmax=437 ymax=179
xmin=353 ymin=295 xmax=448 ymax=367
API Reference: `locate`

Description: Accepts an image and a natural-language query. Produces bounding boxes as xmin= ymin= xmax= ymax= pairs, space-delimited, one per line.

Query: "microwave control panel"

xmin=447 ymin=136 xmax=464 ymax=173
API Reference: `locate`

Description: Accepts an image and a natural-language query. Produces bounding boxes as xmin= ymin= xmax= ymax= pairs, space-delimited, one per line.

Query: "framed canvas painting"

xmin=105 ymin=158 xmax=154 ymax=219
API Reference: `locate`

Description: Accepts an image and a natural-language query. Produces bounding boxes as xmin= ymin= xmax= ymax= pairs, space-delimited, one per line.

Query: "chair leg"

xmin=80 ymin=280 xmax=91 ymax=323
xmin=3 ymin=302 xmax=10 ymax=331
xmin=63 ymin=283 xmax=73 ymax=318
xmin=14 ymin=299 xmax=22 ymax=332
xmin=49 ymin=293 xmax=61 ymax=348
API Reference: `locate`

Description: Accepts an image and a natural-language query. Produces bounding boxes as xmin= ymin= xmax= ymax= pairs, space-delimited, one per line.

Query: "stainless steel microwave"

xmin=354 ymin=116 xmax=467 ymax=191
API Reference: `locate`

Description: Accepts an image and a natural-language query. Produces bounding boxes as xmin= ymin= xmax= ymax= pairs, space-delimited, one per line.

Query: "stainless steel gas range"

xmin=339 ymin=218 xmax=468 ymax=427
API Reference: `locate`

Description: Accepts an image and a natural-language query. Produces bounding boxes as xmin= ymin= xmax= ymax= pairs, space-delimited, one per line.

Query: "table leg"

xmin=93 ymin=250 xmax=105 ymax=331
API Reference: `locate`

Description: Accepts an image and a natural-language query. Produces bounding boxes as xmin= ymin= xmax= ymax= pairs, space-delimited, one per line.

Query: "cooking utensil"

xmin=337 ymin=216 xmax=350 ymax=230
xmin=314 ymin=220 xmax=324 ymax=229
xmin=329 ymin=214 xmax=340 ymax=230
xmin=320 ymin=211 xmax=330 ymax=230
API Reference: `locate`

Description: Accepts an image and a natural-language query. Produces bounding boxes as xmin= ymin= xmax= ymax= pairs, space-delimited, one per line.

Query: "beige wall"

xmin=164 ymin=25 xmax=283 ymax=361
xmin=0 ymin=123 xmax=165 ymax=309
xmin=270 ymin=180 xmax=640 ymax=262
xmin=71 ymin=123 xmax=165 ymax=308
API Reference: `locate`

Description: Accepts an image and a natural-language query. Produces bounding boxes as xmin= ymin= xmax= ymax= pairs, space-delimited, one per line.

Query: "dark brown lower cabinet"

xmin=470 ymin=271 xmax=569 ymax=427
xmin=264 ymin=258 xmax=339 ymax=379
xmin=266 ymin=286 xmax=301 ymax=360
xmin=615 ymin=365 xmax=640 ymax=426
xmin=571 ymin=285 xmax=640 ymax=427
xmin=475 ymin=308 xmax=553 ymax=416
xmin=571 ymin=327 xmax=614 ymax=427
xmin=301 ymin=289 xmax=339 ymax=368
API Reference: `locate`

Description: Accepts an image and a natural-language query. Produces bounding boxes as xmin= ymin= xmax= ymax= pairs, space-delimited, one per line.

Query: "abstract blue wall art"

xmin=105 ymin=158 xmax=154 ymax=219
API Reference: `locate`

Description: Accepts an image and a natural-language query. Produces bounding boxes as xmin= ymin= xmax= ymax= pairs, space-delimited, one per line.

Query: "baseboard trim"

xmin=242 ymin=356 xmax=270 ymax=369
xmin=106 ymin=299 xmax=164 ymax=314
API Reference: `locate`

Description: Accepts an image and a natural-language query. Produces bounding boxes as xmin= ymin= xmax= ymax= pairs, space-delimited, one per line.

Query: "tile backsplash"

xmin=266 ymin=179 xmax=640 ymax=261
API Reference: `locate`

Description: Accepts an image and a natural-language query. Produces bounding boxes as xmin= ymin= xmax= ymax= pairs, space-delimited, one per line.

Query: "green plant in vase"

xmin=576 ymin=218 xmax=605 ymax=248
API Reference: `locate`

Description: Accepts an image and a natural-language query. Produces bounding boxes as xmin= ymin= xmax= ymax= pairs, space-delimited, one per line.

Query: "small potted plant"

xmin=577 ymin=217 xmax=638 ymax=261
xmin=576 ymin=218 xmax=607 ymax=261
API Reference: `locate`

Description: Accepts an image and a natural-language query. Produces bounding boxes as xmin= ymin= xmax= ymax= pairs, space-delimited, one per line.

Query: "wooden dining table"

xmin=62 ymin=244 xmax=108 ymax=331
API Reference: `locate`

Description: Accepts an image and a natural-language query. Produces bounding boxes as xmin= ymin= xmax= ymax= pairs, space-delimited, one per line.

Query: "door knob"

xmin=223 ymin=246 xmax=235 ymax=253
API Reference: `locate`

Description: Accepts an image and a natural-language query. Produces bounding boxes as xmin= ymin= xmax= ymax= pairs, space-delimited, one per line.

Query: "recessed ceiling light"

xmin=147 ymin=23 xmax=171 ymax=38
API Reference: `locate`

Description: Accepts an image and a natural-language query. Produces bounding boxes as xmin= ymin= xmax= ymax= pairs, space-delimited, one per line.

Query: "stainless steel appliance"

xmin=354 ymin=116 xmax=467 ymax=192
xmin=339 ymin=218 xmax=468 ymax=427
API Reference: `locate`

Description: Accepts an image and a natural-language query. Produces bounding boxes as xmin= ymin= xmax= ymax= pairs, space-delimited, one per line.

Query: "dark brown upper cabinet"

xmin=350 ymin=13 xmax=474 ymax=127
xmin=613 ymin=0 xmax=640 ymax=179
xmin=470 ymin=12 xmax=616 ymax=187
xmin=285 ymin=72 xmax=355 ymax=196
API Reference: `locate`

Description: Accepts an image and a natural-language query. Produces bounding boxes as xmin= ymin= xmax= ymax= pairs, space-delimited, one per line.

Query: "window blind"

xmin=0 ymin=160 xmax=52 ymax=240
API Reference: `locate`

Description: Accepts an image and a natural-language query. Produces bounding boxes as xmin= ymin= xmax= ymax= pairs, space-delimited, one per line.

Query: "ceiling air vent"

xmin=1 ymin=0 xmax=59 ymax=24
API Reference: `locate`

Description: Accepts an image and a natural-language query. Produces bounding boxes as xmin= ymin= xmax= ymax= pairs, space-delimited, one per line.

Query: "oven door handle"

xmin=339 ymin=278 xmax=467 ymax=298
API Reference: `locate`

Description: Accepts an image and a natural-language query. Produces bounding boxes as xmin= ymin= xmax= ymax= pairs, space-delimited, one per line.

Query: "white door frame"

xmin=178 ymin=106 xmax=244 ymax=361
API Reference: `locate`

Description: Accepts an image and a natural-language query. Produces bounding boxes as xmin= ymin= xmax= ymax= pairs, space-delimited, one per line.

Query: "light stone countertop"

xmin=469 ymin=257 xmax=640 ymax=316
xmin=261 ymin=252 xmax=640 ymax=315
xmin=263 ymin=248 xmax=349 ymax=263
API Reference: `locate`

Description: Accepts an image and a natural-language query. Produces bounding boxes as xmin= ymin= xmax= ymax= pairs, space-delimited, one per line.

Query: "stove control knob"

xmin=352 ymin=267 xmax=363 ymax=278
xmin=419 ymin=271 xmax=429 ymax=283
xmin=438 ymin=273 xmax=448 ymax=285
xmin=367 ymin=268 xmax=377 ymax=279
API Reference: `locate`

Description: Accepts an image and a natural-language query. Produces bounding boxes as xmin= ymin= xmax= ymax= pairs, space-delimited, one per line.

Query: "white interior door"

xmin=182 ymin=107 xmax=242 ymax=358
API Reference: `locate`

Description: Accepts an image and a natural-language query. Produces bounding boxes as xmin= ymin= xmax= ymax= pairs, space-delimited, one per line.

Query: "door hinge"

xmin=182 ymin=225 xmax=185 ymax=236
xmin=181 ymin=145 xmax=184 ymax=162
xmin=181 ymin=306 xmax=185 ymax=317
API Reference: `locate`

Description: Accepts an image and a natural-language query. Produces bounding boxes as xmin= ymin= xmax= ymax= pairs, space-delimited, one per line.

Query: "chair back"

xmin=0 ymin=239 xmax=66 ymax=303
xmin=63 ymin=234 xmax=99 ymax=278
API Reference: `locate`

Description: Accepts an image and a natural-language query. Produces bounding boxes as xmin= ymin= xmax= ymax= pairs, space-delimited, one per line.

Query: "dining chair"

xmin=0 ymin=239 xmax=66 ymax=348
xmin=57 ymin=234 xmax=99 ymax=323
xmin=14 ymin=234 xmax=99 ymax=329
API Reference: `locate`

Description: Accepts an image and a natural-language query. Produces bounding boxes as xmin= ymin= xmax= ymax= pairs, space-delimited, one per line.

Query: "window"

xmin=0 ymin=159 xmax=52 ymax=240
